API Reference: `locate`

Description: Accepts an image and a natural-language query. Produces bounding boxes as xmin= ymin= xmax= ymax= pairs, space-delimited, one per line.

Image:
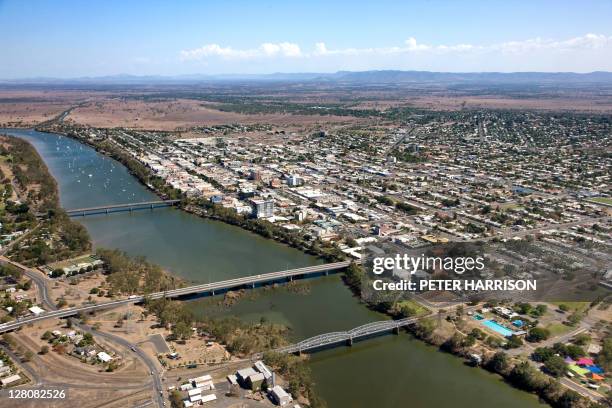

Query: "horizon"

xmin=1 ymin=0 xmax=612 ymax=78
xmin=3 ymin=68 xmax=612 ymax=83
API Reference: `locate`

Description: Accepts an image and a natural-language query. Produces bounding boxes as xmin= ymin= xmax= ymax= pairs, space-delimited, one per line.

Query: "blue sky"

xmin=1 ymin=0 xmax=612 ymax=78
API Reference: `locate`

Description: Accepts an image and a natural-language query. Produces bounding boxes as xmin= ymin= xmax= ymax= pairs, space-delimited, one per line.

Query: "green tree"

xmin=543 ymin=355 xmax=567 ymax=378
xmin=527 ymin=327 xmax=551 ymax=342
xmin=487 ymin=351 xmax=510 ymax=374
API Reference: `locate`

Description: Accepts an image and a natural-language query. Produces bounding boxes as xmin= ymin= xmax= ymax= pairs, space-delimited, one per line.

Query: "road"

xmin=2 ymin=255 xmax=165 ymax=407
xmin=75 ymin=320 xmax=165 ymax=408
xmin=0 ymin=261 xmax=351 ymax=333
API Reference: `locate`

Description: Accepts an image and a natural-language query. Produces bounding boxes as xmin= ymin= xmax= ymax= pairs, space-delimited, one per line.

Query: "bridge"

xmin=271 ymin=316 xmax=425 ymax=355
xmin=0 ymin=261 xmax=351 ymax=334
xmin=64 ymin=200 xmax=181 ymax=216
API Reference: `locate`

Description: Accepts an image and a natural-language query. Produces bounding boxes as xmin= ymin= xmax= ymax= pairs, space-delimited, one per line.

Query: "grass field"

xmin=551 ymin=301 xmax=589 ymax=313
xmin=395 ymin=300 xmax=429 ymax=317
xmin=589 ymin=197 xmax=612 ymax=205
xmin=545 ymin=322 xmax=574 ymax=336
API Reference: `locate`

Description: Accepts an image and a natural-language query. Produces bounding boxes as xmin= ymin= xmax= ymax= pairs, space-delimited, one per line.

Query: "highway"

xmin=0 ymin=261 xmax=351 ymax=334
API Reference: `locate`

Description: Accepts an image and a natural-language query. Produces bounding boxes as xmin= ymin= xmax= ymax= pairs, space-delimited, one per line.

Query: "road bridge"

xmin=0 ymin=261 xmax=351 ymax=333
xmin=272 ymin=316 xmax=424 ymax=355
xmin=64 ymin=200 xmax=181 ymax=216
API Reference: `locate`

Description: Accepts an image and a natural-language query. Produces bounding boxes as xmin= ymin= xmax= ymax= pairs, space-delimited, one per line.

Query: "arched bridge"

xmin=274 ymin=316 xmax=425 ymax=355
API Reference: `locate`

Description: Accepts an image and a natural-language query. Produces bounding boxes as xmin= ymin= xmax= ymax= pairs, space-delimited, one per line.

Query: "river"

xmin=5 ymin=128 xmax=547 ymax=408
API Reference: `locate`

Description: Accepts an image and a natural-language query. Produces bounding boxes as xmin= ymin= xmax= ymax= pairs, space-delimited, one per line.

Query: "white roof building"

xmin=270 ymin=385 xmax=292 ymax=406
xmin=0 ymin=374 xmax=20 ymax=386
xmin=29 ymin=306 xmax=45 ymax=315
xmin=97 ymin=351 xmax=112 ymax=363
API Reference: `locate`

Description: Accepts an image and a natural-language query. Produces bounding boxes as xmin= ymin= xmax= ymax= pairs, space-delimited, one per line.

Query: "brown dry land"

xmin=66 ymin=98 xmax=360 ymax=130
xmin=2 ymin=84 xmax=611 ymax=132
xmin=10 ymin=318 xmax=152 ymax=408
xmin=0 ymin=90 xmax=92 ymax=127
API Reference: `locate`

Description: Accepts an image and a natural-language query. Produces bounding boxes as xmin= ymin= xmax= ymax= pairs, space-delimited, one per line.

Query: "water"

xmin=4 ymin=128 xmax=547 ymax=408
xmin=6 ymin=128 xmax=318 ymax=283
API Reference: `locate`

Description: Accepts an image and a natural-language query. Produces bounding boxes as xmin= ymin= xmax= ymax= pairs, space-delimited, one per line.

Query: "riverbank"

xmin=7 ymin=127 xmax=584 ymax=408
xmin=0 ymin=133 xmax=91 ymax=266
xmin=36 ymin=124 xmax=347 ymax=263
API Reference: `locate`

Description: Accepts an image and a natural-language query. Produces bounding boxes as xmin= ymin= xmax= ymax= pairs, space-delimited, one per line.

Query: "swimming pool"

xmin=481 ymin=320 xmax=515 ymax=337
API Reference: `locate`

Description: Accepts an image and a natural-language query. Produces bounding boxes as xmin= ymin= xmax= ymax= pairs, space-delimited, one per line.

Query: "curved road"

xmin=1 ymin=256 xmax=164 ymax=407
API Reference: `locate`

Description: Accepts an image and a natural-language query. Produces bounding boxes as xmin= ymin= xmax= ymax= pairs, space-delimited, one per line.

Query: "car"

xmin=150 ymin=371 xmax=154 ymax=375
xmin=587 ymin=383 xmax=599 ymax=390
xmin=131 ymin=346 xmax=136 ymax=352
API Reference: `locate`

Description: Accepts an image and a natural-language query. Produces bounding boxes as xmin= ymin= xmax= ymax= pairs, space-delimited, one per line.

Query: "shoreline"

xmin=9 ymin=125 xmax=603 ymax=408
xmin=30 ymin=125 xmax=346 ymax=263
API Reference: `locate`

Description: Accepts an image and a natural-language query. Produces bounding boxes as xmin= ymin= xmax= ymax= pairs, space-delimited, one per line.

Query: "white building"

xmin=269 ymin=385 xmax=292 ymax=406
xmin=97 ymin=351 xmax=112 ymax=363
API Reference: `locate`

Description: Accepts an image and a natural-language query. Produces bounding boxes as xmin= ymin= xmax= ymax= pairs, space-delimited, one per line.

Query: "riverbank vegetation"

xmin=264 ymin=351 xmax=327 ymax=408
xmin=200 ymin=316 xmax=289 ymax=356
xmin=0 ymin=134 xmax=90 ymax=266
xmin=95 ymin=248 xmax=183 ymax=295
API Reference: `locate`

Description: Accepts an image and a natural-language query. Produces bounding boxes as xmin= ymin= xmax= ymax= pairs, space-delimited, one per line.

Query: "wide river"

xmin=6 ymin=128 xmax=546 ymax=408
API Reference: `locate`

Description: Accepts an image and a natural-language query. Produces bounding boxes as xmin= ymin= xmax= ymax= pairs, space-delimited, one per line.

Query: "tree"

xmin=505 ymin=335 xmax=523 ymax=349
xmin=572 ymin=333 xmax=591 ymax=346
xmin=40 ymin=345 xmax=49 ymax=354
xmin=527 ymin=327 xmax=551 ymax=342
xmin=565 ymin=344 xmax=585 ymax=360
xmin=487 ymin=351 xmax=510 ymax=374
xmin=169 ymin=390 xmax=183 ymax=408
xmin=508 ymin=362 xmax=547 ymax=392
xmin=532 ymin=347 xmax=555 ymax=363
xmin=171 ymin=321 xmax=192 ymax=341
xmin=566 ymin=312 xmax=582 ymax=326
xmin=23 ymin=350 xmax=34 ymax=362
xmin=597 ymin=338 xmax=612 ymax=372
xmin=543 ymin=355 xmax=567 ymax=378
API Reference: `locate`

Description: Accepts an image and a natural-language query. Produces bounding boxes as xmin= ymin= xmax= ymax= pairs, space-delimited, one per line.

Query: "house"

xmin=0 ymin=374 xmax=20 ymax=387
xmin=97 ymin=351 xmax=112 ymax=363
xmin=29 ymin=306 xmax=45 ymax=316
xmin=269 ymin=385 xmax=292 ymax=406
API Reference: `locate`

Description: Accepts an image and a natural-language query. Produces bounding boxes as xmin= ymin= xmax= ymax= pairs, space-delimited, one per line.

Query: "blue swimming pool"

xmin=482 ymin=320 xmax=515 ymax=337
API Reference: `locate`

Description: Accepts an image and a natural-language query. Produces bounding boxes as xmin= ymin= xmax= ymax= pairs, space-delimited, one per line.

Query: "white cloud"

xmin=180 ymin=42 xmax=302 ymax=61
xmin=312 ymin=34 xmax=611 ymax=57
xmin=179 ymin=34 xmax=612 ymax=71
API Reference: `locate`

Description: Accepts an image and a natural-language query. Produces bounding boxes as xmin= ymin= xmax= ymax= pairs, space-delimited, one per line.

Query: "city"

xmin=0 ymin=2 xmax=611 ymax=408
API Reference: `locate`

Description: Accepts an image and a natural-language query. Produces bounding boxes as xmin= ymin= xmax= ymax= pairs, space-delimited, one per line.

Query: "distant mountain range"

xmin=3 ymin=70 xmax=612 ymax=85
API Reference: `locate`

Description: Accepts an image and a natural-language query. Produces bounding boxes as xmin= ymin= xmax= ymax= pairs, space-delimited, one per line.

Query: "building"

xmin=29 ymin=306 xmax=45 ymax=316
xmin=287 ymin=175 xmax=303 ymax=187
xmin=97 ymin=351 xmax=112 ymax=363
xmin=0 ymin=374 xmax=20 ymax=387
xmin=246 ymin=372 xmax=265 ymax=390
xmin=236 ymin=367 xmax=258 ymax=384
xmin=269 ymin=385 xmax=292 ymax=406
xmin=251 ymin=198 xmax=275 ymax=218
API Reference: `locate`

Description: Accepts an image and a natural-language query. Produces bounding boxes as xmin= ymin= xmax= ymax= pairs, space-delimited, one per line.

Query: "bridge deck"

xmin=65 ymin=200 xmax=180 ymax=214
xmin=274 ymin=316 xmax=424 ymax=355
xmin=0 ymin=261 xmax=352 ymax=333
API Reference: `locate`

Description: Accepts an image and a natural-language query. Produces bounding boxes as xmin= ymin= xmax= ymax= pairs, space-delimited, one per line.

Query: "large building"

xmin=251 ymin=198 xmax=275 ymax=218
